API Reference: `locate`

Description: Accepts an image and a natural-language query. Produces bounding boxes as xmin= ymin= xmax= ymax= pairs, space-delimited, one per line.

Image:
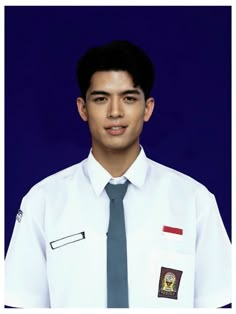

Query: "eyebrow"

xmin=89 ymin=89 xmax=141 ymax=96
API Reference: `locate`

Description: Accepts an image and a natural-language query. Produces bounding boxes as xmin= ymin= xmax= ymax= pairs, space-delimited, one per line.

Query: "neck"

xmin=92 ymin=144 xmax=141 ymax=177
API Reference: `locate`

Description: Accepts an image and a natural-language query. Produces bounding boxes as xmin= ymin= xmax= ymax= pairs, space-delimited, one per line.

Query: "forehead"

xmin=88 ymin=71 xmax=137 ymax=92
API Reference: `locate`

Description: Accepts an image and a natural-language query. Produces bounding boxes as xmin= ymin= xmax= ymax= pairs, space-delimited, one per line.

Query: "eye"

xmin=124 ymin=96 xmax=137 ymax=103
xmin=93 ymin=97 xmax=107 ymax=103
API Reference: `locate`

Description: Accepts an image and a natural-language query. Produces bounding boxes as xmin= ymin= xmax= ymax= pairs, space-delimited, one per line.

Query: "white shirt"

xmin=5 ymin=148 xmax=232 ymax=308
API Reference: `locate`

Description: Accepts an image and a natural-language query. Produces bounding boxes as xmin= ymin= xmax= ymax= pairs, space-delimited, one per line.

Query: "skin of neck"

xmin=91 ymin=140 xmax=141 ymax=177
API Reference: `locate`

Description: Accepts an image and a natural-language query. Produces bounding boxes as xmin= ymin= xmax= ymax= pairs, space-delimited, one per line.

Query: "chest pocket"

xmin=149 ymin=231 xmax=195 ymax=307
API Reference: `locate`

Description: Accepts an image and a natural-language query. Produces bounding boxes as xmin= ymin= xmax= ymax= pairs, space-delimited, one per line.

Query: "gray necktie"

xmin=105 ymin=180 xmax=129 ymax=308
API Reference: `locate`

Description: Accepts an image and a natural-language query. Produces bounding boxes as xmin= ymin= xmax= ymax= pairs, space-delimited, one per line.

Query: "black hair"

xmin=76 ymin=40 xmax=155 ymax=100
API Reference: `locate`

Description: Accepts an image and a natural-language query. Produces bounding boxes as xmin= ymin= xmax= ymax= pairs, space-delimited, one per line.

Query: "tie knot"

xmin=105 ymin=180 xmax=129 ymax=200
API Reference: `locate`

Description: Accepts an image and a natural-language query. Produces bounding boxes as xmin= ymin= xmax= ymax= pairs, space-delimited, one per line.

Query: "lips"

xmin=105 ymin=125 xmax=127 ymax=136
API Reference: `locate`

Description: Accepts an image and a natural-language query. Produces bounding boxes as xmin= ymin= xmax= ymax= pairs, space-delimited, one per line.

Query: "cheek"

xmin=87 ymin=111 xmax=105 ymax=131
xmin=129 ymin=110 xmax=146 ymax=126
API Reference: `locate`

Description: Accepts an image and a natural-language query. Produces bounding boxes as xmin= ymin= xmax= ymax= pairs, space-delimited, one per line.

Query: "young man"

xmin=5 ymin=41 xmax=231 ymax=308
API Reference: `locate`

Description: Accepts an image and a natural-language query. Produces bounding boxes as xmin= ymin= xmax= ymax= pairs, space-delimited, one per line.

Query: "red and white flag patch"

xmin=163 ymin=225 xmax=183 ymax=235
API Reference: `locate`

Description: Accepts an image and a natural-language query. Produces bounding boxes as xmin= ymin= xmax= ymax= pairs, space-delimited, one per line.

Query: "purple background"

xmin=5 ymin=6 xmax=231 ymax=256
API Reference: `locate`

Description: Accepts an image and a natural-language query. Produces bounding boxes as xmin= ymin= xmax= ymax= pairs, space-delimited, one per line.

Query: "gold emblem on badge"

xmin=162 ymin=272 xmax=176 ymax=293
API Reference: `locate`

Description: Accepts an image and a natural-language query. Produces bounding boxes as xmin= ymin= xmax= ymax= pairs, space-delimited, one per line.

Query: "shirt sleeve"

xmin=194 ymin=188 xmax=232 ymax=308
xmin=5 ymin=186 xmax=50 ymax=308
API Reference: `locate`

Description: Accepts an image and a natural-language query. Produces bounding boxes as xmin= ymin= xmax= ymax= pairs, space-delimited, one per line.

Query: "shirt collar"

xmin=85 ymin=147 xmax=149 ymax=197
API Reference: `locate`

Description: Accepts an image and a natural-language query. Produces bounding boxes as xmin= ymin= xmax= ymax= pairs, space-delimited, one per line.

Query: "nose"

xmin=107 ymin=96 xmax=124 ymax=119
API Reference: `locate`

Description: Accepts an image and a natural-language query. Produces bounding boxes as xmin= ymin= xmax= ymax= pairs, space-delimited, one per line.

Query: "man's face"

xmin=77 ymin=71 xmax=154 ymax=154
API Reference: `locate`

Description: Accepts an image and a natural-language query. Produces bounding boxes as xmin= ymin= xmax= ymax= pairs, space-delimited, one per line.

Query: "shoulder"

xmin=147 ymin=158 xmax=213 ymax=197
xmin=23 ymin=158 xmax=88 ymax=201
xmin=146 ymin=158 xmax=217 ymax=221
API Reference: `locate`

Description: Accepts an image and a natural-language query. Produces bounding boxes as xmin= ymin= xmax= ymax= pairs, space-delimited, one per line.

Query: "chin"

xmin=102 ymin=140 xmax=138 ymax=152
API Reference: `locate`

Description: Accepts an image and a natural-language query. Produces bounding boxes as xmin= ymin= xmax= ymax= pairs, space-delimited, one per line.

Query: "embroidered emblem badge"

xmin=16 ymin=209 xmax=23 ymax=222
xmin=158 ymin=267 xmax=183 ymax=300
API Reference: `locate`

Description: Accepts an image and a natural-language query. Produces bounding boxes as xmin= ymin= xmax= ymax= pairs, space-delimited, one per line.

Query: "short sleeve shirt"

xmin=5 ymin=148 xmax=232 ymax=308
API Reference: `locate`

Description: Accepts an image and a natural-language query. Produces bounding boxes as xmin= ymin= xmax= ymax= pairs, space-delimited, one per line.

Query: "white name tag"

xmin=50 ymin=232 xmax=85 ymax=249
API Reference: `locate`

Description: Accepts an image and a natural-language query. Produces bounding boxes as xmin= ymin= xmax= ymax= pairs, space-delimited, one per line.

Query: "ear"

xmin=144 ymin=97 xmax=155 ymax=122
xmin=76 ymin=97 xmax=88 ymax=122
